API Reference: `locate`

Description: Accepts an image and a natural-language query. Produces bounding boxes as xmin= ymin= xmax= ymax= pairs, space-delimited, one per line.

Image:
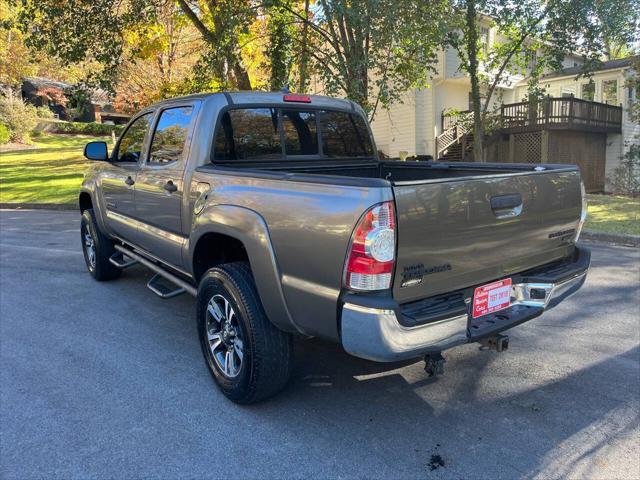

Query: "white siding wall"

xmin=433 ymin=82 xmax=470 ymax=136
xmin=445 ymin=46 xmax=465 ymax=79
xmin=415 ymin=88 xmax=435 ymax=156
xmin=370 ymin=91 xmax=417 ymax=157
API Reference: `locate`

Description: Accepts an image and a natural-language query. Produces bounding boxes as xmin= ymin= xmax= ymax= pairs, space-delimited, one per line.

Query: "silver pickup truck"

xmin=80 ymin=92 xmax=590 ymax=403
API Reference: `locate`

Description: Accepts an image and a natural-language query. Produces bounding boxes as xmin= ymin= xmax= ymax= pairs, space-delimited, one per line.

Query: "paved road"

xmin=1 ymin=209 xmax=639 ymax=479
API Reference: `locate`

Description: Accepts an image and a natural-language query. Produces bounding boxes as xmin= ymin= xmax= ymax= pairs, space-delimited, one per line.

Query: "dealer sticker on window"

xmin=472 ymin=278 xmax=512 ymax=319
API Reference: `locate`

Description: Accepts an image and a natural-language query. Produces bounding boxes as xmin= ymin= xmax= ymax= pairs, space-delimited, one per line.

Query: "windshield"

xmin=213 ymin=107 xmax=374 ymax=161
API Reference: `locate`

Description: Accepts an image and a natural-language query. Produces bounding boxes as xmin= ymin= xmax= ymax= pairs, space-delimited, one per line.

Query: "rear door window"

xmin=148 ymin=106 xmax=194 ymax=165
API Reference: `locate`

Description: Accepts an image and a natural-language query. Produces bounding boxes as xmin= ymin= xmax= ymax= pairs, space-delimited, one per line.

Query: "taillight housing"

xmin=574 ymin=180 xmax=587 ymax=242
xmin=344 ymin=201 xmax=396 ymax=291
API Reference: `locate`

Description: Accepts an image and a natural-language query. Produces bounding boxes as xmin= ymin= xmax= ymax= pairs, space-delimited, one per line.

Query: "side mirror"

xmin=84 ymin=141 xmax=109 ymax=161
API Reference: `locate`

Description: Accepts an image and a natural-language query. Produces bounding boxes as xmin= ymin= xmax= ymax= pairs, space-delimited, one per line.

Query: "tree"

xmin=278 ymin=0 xmax=450 ymax=119
xmin=17 ymin=0 xmax=257 ymax=91
xmin=0 ymin=1 xmax=89 ymax=90
xmin=447 ymin=0 xmax=639 ymax=162
xmin=593 ymin=0 xmax=640 ymax=60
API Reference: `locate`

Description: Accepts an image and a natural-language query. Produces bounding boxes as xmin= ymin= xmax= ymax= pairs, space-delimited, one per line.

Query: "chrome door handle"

xmin=125 ymin=176 xmax=135 ymax=186
xmin=163 ymin=180 xmax=178 ymax=193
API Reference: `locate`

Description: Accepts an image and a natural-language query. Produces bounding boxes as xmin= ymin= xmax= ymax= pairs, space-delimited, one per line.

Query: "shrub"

xmin=47 ymin=121 xmax=124 ymax=136
xmin=0 ymin=96 xmax=38 ymax=143
xmin=0 ymin=123 xmax=10 ymax=144
xmin=35 ymin=106 xmax=55 ymax=119
xmin=608 ymin=143 xmax=640 ymax=196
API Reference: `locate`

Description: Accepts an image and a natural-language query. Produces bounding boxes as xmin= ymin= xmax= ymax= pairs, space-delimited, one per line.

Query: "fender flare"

xmin=189 ymin=204 xmax=303 ymax=335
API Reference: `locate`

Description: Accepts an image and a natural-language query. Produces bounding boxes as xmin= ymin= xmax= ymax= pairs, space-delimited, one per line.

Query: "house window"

xmin=581 ymin=81 xmax=595 ymax=101
xmin=628 ymin=86 xmax=636 ymax=109
xmin=602 ymin=79 xmax=618 ymax=104
xmin=480 ymin=27 xmax=489 ymax=57
xmin=525 ymin=49 xmax=537 ymax=70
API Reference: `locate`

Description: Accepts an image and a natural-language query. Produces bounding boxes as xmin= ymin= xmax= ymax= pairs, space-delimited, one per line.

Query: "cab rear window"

xmin=213 ymin=107 xmax=373 ymax=161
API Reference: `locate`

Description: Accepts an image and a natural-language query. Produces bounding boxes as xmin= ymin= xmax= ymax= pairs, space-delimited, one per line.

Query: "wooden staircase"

xmin=436 ymin=124 xmax=474 ymax=161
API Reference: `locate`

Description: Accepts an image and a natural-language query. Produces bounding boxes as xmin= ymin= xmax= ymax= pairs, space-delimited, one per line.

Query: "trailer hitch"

xmin=479 ymin=334 xmax=509 ymax=352
xmin=424 ymin=353 xmax=446 ymax=377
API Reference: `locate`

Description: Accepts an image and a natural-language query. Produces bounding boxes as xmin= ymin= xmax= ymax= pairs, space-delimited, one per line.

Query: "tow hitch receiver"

xmin=479 ymin=334 xmax=509 ymax=352
xmin=424 ymin=353 xmax=446 ymax=377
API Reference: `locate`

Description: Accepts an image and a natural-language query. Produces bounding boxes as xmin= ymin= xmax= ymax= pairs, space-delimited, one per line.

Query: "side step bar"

xmin=114 ymin=244 xmax=197 ymax=298
xmin=109 ymin=251 xmax=138 ymax=269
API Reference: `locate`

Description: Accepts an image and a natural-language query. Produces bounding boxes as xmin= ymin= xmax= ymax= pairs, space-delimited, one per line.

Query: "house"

xmin=369 ymin=33 xmax=638 ymax=192
xmin=21 ymin=77 xmax=71 ymax=119
xmin=20 ymin=77 xmax=130 ymax=125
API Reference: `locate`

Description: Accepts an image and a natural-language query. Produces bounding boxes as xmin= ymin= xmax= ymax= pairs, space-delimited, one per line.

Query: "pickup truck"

xmin=80 ymin=92 xmax=590 ymax=403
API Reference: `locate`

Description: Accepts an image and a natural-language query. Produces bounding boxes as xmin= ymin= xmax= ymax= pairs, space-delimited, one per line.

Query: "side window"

xmin=115 ymin=113 xmax=152 ymax=163
xmin=148 ymin=106 xmax=194 ymax=165
xmin=214 ymin=108 xmax=281 ymax=161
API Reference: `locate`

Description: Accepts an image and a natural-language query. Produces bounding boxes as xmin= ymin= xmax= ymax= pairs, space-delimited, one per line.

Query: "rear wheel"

xmin=81 ymin=208 xmax=121 ymax=281
xmin=197 ymin=262 xmax=293 ymax=404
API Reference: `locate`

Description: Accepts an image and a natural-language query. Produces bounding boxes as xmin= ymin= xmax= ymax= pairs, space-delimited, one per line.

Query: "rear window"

xmin=320 ymin=110 xmax=373 ymax=158
xmin=214 ymin=108 xmax=281 ymax=161
xmin=213 ymin=107 xmax=373 ymax=161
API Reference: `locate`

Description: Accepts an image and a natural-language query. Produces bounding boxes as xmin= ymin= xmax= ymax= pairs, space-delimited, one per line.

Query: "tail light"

xmin=344 ymin=201 xmax=396 ymax=291
xmin=575 ymin=180 xmax=587 ymax=242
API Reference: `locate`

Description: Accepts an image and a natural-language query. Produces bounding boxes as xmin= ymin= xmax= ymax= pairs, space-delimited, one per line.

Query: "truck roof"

xmin=145 ymin=91 xmax=358 ymax=113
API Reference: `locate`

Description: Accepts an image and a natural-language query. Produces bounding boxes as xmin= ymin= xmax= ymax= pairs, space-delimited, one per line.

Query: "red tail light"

xmin=344 ymin=201 xmax=396 ymax=291
xmin=283 ymin=94 xmax=311 ymax=103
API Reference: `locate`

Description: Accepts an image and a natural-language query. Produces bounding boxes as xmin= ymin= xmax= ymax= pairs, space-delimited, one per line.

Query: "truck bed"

xmin=201 ymin=160 xmax=583 ymax=305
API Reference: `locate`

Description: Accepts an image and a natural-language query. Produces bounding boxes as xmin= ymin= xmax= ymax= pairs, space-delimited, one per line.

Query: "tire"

xmin=197 ymin=262 xmax=293 ymax=404
xmin=81 ymin=208 xmax=121 ymax=281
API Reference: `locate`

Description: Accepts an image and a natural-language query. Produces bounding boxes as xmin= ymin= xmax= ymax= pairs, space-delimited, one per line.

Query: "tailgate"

xmin=392 ymin=169 xmax=582 ymax=304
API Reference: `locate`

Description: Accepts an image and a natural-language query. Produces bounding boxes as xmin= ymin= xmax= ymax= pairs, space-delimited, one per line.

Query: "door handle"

xmin=163 ymin=180 xmax=178 ymax=193
xmin=125 ymin=176 xmax=135 ymax=186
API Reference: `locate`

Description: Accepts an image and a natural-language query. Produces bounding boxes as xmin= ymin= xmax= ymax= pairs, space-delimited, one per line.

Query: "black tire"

xmin=81 ymin=208 xmax=121 ymax=281
xmin=197 ymin=262 xmax=293 ymax=404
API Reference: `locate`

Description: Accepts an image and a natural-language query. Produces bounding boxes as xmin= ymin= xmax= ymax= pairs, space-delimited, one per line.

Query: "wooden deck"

xmin=500 ymin=97 xmax=622 ymax=133
xmin=441 ymin=97 xmax=623 ymax=134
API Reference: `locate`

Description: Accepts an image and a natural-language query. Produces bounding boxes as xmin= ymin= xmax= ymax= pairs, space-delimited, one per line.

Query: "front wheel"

xmin=81 ymin=208 xmax=121 ymax=281
xmin=197 ymin=262 xmax=293 ymax=404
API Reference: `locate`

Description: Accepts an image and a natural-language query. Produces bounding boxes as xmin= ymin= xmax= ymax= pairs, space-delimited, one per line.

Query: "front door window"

xmin=115 ymin=113 xmax=152 ymax=163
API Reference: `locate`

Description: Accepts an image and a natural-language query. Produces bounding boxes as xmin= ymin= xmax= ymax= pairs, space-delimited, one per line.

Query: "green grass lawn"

xmin=0 ymin=134 xmax=109 ymax=205
xmin=585 ymin=194 xmax=639 ymax=236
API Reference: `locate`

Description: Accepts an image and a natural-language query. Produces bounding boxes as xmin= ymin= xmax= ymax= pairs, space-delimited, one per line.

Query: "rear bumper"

xmin=340 ymin=247 xmax=590 ymax=362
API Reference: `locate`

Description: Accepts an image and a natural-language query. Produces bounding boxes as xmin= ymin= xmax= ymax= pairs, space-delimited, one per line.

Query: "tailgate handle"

xmin=490 ymin=194 xmax=522 ymax=218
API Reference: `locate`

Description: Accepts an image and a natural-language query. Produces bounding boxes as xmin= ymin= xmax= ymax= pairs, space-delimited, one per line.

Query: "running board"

xmin=147 ymin=274 xmax=186 ymax=299
xmin=109 ymin=251 xmax=138 ymax=269
xmin=113 ymin=245 xmax=197 ymax=297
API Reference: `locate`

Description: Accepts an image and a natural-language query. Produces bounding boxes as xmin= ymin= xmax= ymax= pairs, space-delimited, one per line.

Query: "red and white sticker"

xmin=472 ymin=279 xmax=512 ymax=319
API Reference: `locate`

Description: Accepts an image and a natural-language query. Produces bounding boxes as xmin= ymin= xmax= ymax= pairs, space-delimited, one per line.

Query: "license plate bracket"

xmin=472 ymin=278 xmax=512 ymax=319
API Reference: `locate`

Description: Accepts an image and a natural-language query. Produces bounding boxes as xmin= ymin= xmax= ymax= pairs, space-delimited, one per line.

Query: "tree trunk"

xmin=298 ymin=0 xmax=310 ymax=92
xmin=232 ymin=59 xmax=252 ymax=90
xmin=466 ymin=0 xmax=484 ymax=162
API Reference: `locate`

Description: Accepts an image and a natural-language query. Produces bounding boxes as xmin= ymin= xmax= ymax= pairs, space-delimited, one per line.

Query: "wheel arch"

xmin=189 ymin=204 xmax=302 ymax=335
xmin=79 ymin=191 xmax=93 ymax=212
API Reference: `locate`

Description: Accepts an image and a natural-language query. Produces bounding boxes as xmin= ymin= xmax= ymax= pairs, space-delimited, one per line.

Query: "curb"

xmin=581 ymin=230 xmax=640 ymax=247
xmin=0 ymin=203 xmax=77 ymax=211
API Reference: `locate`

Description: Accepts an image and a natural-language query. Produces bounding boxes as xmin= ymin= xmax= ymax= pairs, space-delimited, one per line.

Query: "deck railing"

xmin=440 ymin=98 xmax=623 ymax=135
xmin=500 ymin=97 xmax=622 ymax=133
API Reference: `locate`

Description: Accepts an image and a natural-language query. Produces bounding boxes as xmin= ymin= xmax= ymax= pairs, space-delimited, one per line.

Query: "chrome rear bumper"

xmin=341 ymin=249 xmax=589 ymax=362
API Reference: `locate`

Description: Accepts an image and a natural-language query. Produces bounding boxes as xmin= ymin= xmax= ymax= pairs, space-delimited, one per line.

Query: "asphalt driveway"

xmin=1 ymin=209 xmax=638 ymax=479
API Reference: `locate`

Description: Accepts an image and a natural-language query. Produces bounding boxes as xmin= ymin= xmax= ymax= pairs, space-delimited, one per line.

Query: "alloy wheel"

xmin=83 ymin=226 xmax=96 ymax=269
xmin=206 ymin=294 xmax=244 ymax=378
